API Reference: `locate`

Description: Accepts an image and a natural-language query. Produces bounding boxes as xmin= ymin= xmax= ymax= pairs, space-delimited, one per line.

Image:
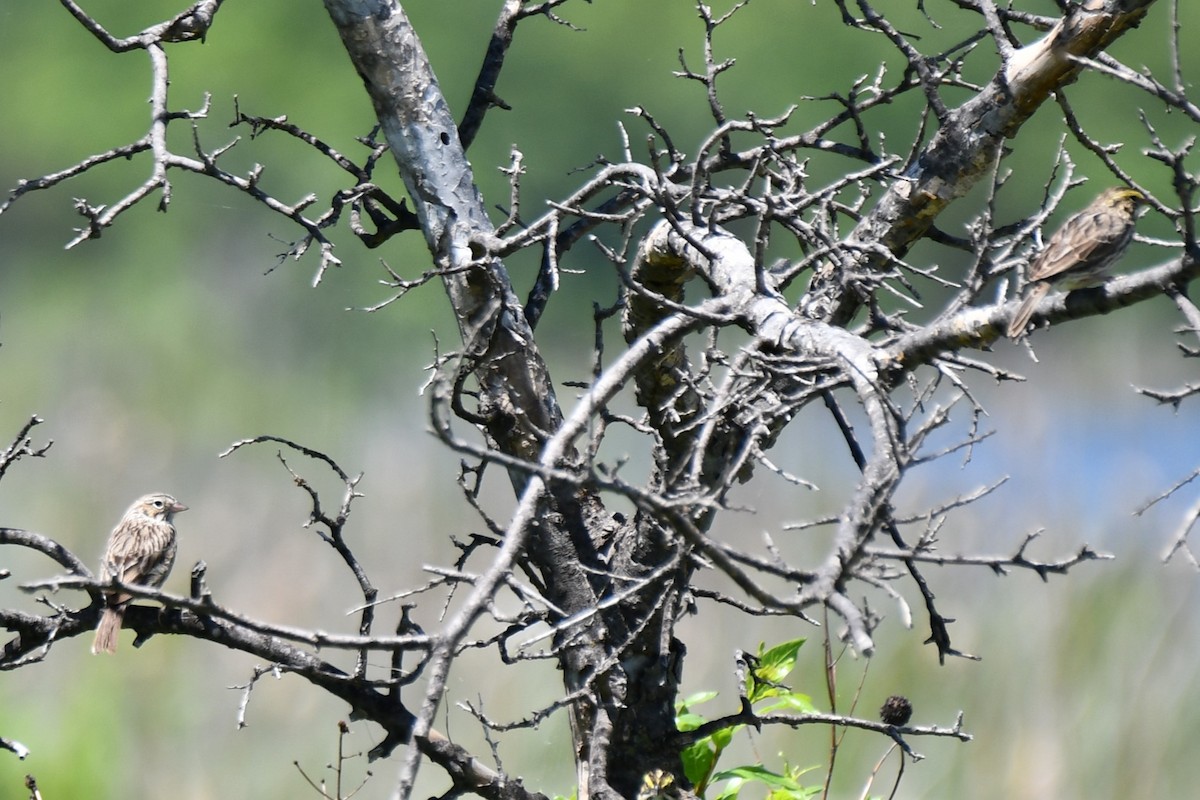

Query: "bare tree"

xmin=3 ymin=1 xmax=1198 ymax=798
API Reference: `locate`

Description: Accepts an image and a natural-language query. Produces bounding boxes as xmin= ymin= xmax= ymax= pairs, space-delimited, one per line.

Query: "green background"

xmin=2 ymin=1 xmax=1200 ymax=798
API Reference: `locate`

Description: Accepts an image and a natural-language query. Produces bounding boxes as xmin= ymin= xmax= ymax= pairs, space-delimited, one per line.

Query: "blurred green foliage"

xmin=2 ymin=2 xmax=1200 ymax=799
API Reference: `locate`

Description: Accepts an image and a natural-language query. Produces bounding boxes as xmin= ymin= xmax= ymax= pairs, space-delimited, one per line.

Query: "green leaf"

xmin=746 ymin=639 xmax=806 ymax=703
xmin=766 ymin=785 xmax=822 ymax=800
xmin=681 ymin=741 xmax=716 ymax=788
xmin=758 ymin=691 xmax=817 ymax=715
xmin=714 ymin=765 xmax=791 ymax=786
xmin=712 ymin=777 xmax=747 ymax=800
xmin=755 ymin=638 xmax=806 ymax=684
xmin=710 ymin=724 xmax=737 ymax=749
xmin=713 ymin=763 xmax=819 ymax=791
xmin=678 ymin=690 xmax=720 ymax=710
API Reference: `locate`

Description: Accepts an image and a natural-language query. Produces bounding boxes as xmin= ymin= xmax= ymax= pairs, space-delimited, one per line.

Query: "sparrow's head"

xmin=128 ymin=493 xmax=188 ymax=522
xmin=1098 ymin=186 xmax=1145 ymax=214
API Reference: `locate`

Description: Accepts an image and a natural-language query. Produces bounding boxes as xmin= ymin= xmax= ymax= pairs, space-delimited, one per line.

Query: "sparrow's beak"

xmin=171 ymin=502 xmax=189 ymax=513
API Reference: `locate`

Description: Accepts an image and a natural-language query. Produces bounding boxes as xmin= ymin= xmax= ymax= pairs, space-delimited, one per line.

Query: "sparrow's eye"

xmin=153 ymin=500 xmax=164 ymax=509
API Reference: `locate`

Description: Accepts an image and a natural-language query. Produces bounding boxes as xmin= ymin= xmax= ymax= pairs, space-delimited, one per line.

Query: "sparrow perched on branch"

xmin=1007 ymin=186 xmax=1144 ymax=339
xmin=92 ymin=493 xmax=187 ymax=654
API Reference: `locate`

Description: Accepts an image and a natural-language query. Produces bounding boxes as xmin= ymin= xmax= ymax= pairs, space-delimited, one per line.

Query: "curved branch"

xmin=0 ymin=529 xmax=91 ymax=579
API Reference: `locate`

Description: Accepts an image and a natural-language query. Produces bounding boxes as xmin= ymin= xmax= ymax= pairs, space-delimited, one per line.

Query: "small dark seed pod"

xmin=880 ymin=695 xmax=913 ymax=726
